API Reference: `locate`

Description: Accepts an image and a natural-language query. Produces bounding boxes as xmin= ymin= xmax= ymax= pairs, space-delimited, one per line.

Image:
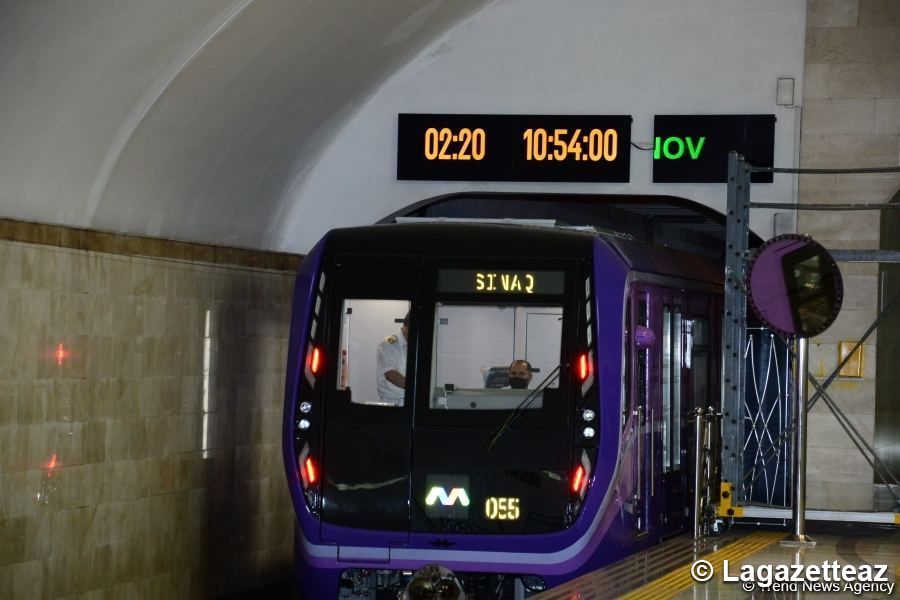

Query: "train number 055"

xmin=485 ymin=497 xmax=520 ymax=520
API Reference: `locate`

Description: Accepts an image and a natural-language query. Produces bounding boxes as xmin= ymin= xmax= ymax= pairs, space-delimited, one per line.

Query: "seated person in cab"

xmin=506 ymin=359 xmax=533 ymax=389
xmin=376 ymin=312 xmax=409 ymax=405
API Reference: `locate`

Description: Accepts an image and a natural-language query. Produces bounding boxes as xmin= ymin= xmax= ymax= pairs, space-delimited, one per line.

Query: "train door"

xmin=658 ymin=291 xmax=689 ymax=531
xmin=638 ymin=283 xmax=676 ymax=536
xmin=682 ymin=293 xmax=719 ymax=519
xmin=656 ymin=289 xmax=719 ymax=533
xmin=317 ymin=256 xmax=421 ymax=560
xmin=629 ymin=286 xmax=653 ymax=535
xmin=632 ymin=283 xmax=688 ymax=536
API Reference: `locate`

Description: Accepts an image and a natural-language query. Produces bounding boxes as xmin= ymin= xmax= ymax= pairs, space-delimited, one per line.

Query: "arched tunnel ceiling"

xmin=0 ymin=0 xmax=489 ymax=249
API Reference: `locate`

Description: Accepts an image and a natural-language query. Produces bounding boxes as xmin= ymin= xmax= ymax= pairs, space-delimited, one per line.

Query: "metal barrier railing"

xmin=693 ymin=406 xmax=722 ymax=538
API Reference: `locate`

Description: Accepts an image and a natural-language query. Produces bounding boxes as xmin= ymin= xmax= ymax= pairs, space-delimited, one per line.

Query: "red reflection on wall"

xmin=46 ymin=453 xmax=60 ymax=472
xmin=54 ymin=343 xmax=70 ymax=366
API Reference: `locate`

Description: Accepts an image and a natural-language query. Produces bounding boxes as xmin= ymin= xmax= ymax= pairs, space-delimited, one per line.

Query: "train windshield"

xmin=335 ymin=298 xmax=412 ymax=407
xmin=430 ymin=303 xmax=562 ymax=410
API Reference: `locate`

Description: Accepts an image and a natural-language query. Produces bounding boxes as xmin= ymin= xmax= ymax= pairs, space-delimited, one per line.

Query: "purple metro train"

xmin=283 ymin=222 xmax=723 ymax=598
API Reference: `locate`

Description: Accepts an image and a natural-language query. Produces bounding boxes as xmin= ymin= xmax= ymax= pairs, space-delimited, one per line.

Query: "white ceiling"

xmin=0 ymin=0 xmax=488 ymax=249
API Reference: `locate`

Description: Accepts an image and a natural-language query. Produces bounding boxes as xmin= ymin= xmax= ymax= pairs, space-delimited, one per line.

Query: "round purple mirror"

xmin=747 ymin=234 xmax=843 ymax=338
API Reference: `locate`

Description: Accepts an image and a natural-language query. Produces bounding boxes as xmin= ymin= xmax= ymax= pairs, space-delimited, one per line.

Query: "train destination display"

xmin=437 ymin=269 xmax=565 ymax=295
xmin=652 ymin=114 xmax=776 ymax=183
xmin=398 ymin=114 xmax=632 ymax=182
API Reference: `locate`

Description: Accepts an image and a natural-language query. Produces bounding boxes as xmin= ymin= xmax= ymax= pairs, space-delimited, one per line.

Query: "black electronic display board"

xmin=397 ymin=113 xmax=632 ymax=182
xmin=652 ymin=114 xmax=776 ymax=183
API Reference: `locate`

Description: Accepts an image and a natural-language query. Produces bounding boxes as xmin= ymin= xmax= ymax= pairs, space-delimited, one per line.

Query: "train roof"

xmin=378 ymin=192 xmax=764 ymax=260
xmin=322 ymin=222 xmax=723 ymax=287
xmin=324 ymin=222 xmax=595 ymax=258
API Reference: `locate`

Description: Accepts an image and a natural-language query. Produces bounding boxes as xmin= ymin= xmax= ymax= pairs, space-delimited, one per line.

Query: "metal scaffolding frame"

xmin=721 ymin=152 xmax=900 ymax=521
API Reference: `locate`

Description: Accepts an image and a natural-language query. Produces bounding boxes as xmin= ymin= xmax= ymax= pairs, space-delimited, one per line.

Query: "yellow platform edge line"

xmin=618 ymin=531 xmax=784 ymax=599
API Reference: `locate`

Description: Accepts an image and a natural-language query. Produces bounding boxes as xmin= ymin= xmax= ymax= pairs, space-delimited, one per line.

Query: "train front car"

xmin=283 ymin=223 xmax=636 ymax=598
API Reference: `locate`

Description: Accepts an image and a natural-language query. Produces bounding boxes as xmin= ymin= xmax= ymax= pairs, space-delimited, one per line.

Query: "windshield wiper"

xmin=485 ymin=365 xmax=561 ymax=452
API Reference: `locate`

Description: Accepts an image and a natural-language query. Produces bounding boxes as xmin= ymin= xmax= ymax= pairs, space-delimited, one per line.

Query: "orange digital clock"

xmin=398 ymin=113 xmax=632 ymax=182
xmin=522 ymin=127 xmax=618 ymax=163
xmin=424 ymin=127 xmax=486 ymax=161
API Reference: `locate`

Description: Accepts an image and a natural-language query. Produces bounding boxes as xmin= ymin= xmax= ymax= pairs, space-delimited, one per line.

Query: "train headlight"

xmin=582 ymin=426 xmax=596 ymax=439
xmin=297 ymin=442 xmax=321 ymax=517
xmin=582 ymin=409 xmax=595 ymax=422
xmin=303 ymin=457 xmax=318 ymax=485
xmin=577 ymin=353 xmax=591 ymax=380
xmin=571 ymin=465 xmax=586 ymax=494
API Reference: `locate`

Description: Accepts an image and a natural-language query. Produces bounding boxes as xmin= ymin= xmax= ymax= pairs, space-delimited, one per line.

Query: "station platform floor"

xmin=534 ymin=524 xmax=900 ymax=599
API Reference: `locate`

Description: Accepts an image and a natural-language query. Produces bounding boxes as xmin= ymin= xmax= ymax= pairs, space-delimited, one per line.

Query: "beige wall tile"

xmin=799 ymin=172 xmax=900 ymax=204
xmin=0 ymin=516 xmax=27 ymax=566
xmin=798 ymin=209 xmax=880 ymax=247
xmin=49 ymin=291 xmax=90 ymax=338
xmin=809 ymin=341 xmax=877 ymax=381
xmin=806 ymin=480 xmax=874 ymax=510
xmin=0 ymin=243 xmax=24 ymax=288
xmin=803 ymin=98 xmax=877 ymax=134
xmin=838 ymin=261 xmax=881 ymax=276
xmin=810 ymin=306 xmax=880 ymax=345
xmin=810 ymin=378 xmax=875 ymax=415
xmin=807 ymin=445 xmax=874 ymax=483
xmin=8 ymin=232 xmax=331 ymax=595
xmin=0 ymin=383 xmax=16 ymax=426
xmin=806 ymin=26 xmax=900 ymax=63
xmin=0 ymin=559 xmax=44 ymax=599
xmin=875 ymin=99 xmax=900 ymax=134
xmin=800 ymin=61 xmax=900 ymax=102
xmin=808 ymin=410 xmax=875 ymax=448
xmin=801 ymin=133 xmax=900 ymax=168
xmin=859 ymin=0 xmax=900 ymax=26
xmin=808 ymin=0 xmax=860 ymax=28
xmin=131 ymin=262 xmax=169 ymax=298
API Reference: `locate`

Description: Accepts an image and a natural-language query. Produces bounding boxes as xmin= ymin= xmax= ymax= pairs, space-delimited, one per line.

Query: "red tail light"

xmin=571 ymin=464 xmax=586 ymax=494
xmin=304 ymin=457 xmax=318 ymax=485
xmin=578 ymin=353 xmax=592 ymax=381
xmin=308 ymin=345 xmax=322 ymax=375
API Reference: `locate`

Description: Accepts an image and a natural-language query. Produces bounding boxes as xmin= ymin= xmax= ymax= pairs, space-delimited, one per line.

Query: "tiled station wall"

xmin=0 ymin=221 xmax=301 ymax=598
xmin=800 ymin=0 xmax=900 ymax=509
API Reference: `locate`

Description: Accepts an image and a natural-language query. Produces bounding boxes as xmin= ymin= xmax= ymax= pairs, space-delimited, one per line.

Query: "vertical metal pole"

xmin=721 ymin=152 xmax=750 ymax=504
xmin=693 ymin=408 xmax=705 ymax=539
xmin=782 ymin=337 xmax=816 ymax=547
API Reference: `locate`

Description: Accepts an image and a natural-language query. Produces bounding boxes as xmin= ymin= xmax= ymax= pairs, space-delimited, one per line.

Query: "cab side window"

xmin=337 ymin=299 xmax=411 ymax=407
